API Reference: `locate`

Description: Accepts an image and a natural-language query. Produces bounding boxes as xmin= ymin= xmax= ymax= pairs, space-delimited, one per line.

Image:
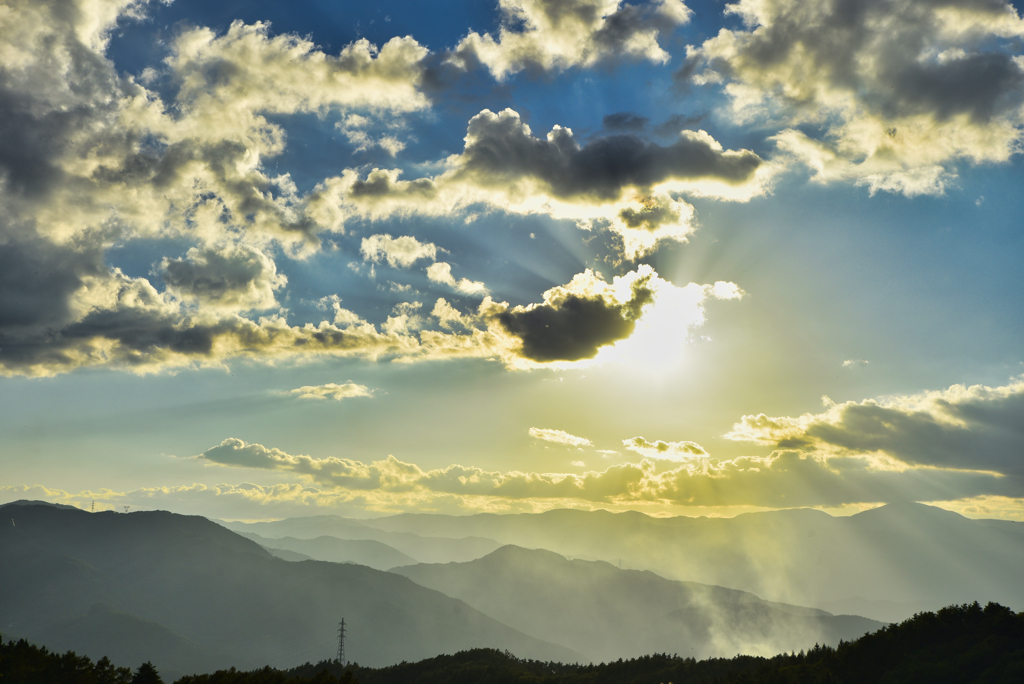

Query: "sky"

xmin=1 ymin=0 xmax=1023 ymax=522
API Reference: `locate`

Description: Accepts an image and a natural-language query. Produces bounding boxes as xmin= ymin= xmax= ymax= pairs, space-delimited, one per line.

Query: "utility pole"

xmin=337 ymin=618 xmax=346 ymax=666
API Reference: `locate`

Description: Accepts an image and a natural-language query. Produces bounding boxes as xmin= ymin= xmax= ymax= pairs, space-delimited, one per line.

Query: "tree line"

xmin=4 ymin=603 xmax=1022 ymax=684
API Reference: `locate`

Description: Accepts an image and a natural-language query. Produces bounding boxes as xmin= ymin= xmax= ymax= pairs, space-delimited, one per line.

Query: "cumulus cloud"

xmin=361 ymin=233 xmax=438 ymax=268
xmin=685 ymin=0 xmax=1024 ymax=195
xmin=333 ymin=108 xmax=770 ymax=258
xmin=158 ymin=243 xmax=287 ymax=311
xmin=450 ymin=0 xmax=691 ymax=79
xmin=725 ymin=378 xmax=1024 ymax=481
xmin=426 ymin=262 xmax=490 ymax=296
xmin=529 ymin=427 xmax=594 ymax=447
xmin=623 ymin=436 xmax=709 ymax=461
xmin=492 ymin=266 xmax=655 ymax=362
xmin=286 ymin=382 xmax=373 ymax=400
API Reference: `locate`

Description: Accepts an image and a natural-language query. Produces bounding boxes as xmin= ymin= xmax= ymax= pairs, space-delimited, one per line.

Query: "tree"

xmin=131 ymin=661 xmax=163 ymax=684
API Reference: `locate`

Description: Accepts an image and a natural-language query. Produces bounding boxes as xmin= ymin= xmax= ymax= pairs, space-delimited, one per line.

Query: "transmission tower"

xmin=337 ymin=618 xmax=347 ymax=666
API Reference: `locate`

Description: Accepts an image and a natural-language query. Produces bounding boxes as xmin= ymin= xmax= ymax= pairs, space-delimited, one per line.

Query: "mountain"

xmin=27 ymin=603 xmax=214 ymax=682
xmin=198 ymin=603 xmax=1024 ymax=684
xmin=0 ymin=502 xmax=579 ymax=676
xmin=392 ymin=545 xmax=883 ymax=662
xmin=359 ymin=503 xmax=1024 ymax=621
xmin=219 ymin=515 xmax=500 ymax=564
xmin=237 ymin=532 xmax=418 ymax=571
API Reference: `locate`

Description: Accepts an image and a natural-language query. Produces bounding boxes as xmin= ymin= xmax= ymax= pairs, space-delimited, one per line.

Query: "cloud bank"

xmin=684 ymin=0 xmax=1024 ymax=195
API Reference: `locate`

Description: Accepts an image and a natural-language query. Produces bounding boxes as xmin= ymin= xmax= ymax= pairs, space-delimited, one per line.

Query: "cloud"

xmin=193 ymin=432 xmax=1014 ymax=509
xmin=529 ymin=427 xmax=594 ymax=447
xmin=842 ymin=359 xmax=869 ymax=368
xmin=725 ymin=378 xmax=1024 ymax=480
xmin=167 ymin=21 xmax=429 ymax=123
xmin=426 ymin=262 xmax=489 ymax=296
xmin=0 ymin=255 xmax=698 ymax=375
xmin=361 ymin=233 xmax=438 ymax=268
xmin=623 ymin=436 xmax=708 ymax=461
xmin=603 ymin=112 xmax=649 ymax=131
xmin=450 ymin=0 xmax=691 ymax=79
xmin=491 ymin=266 xmax=655 ymax=362
xmin=0 ymin=2 xmax=746 ymax=376
xmin=197 ymin=437 xmax=650 ymax=502
xmin=286 ymin=382 xmax=373 ymax=400
xmin=158 ymin=243 xmax=287 ymax=311
xmin=334 ymin=108 xmax=770 ymax=258
xmin=0 ymin=0 xmax=459 ymax=376
xmin=685 ymin=0 xmax=1024 ymax=195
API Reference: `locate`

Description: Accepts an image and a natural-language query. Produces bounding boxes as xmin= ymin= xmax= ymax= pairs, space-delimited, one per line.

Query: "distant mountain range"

xmin=359 ymin=502 xmax=1024 ymax=622
xmin=392 ymin=545 xmax=883 ymax=662
xmin=236 ymin=531 xmax=418 ymax=571
xmin=4 ymin=499 xmax=1018 ymax=678
xmin=220 ymin=515 xmax=501 ymax=565
xmin=0 ymin=502 xmax=576 ymax=679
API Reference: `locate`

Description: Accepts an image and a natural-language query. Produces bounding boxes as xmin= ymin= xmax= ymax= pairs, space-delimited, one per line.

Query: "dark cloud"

xmin=158 ymin=244 xmax=285 ymax=310
xmin=0 ymin=237 xmax=105 ymax=338
xmin=603 ymin=112 xmax=649 ymax=131
xmin=348 ymin=169 xmax=439 ymax=200
xmin=456 ymin=109 xmax=762 ymax=200
xmin=877 ymin=52 xmax=1024 ymax=123
xmin=493 ymin=269 xmax=655 ymax=362
xmin=652 ymin=113 xmax=706 ymax=136
xmin=807 ymin=392 xmax=1024 ymax=479
xmin=729 ymin=381 xmax=1024 ymax=486
xmin=617 ymin=195 xmax=684 ymax=231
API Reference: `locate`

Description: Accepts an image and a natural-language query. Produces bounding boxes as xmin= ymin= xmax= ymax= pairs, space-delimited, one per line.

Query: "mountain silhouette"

xmin=236 ymin=532 xmax=418 ymax=570
xmin=392 ymin=545 xmax=883 ymax=662
xmin=219 ymin=515 xmax=501 ymax=564
xmin=362 ymin=503 xmax=1024 ymax=620
xmin=0 ymin=502 xmax=579 ymax=676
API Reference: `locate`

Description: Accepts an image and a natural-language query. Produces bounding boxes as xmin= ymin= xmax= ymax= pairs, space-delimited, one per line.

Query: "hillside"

xmin=392 ymin=545 xmax=882 ymax=662
xmin=360 ymin=503 xmax=1024 ymax=621
xmin=0 ymin=502 xmax=579 ymax=676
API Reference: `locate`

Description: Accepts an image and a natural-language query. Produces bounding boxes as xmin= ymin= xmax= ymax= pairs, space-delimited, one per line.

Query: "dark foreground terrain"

xmin=4 ymin=602 xmax=1022 ymax=684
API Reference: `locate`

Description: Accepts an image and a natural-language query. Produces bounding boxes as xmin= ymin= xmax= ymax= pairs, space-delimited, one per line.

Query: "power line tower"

xmin=337 ymin=618 xmax=347 ymax=666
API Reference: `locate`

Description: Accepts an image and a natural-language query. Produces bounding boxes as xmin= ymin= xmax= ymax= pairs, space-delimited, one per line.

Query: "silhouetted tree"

xmin=132 ymin=661 xmax=163 ymax=684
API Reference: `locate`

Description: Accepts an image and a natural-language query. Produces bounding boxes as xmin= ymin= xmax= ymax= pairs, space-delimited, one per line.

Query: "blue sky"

xmin=2 ymin=0 xmax=1023 ymax=520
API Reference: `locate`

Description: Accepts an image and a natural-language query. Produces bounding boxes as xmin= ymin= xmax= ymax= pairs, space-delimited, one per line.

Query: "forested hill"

xmin=4 ymin=602 xmax=1022 ymax=684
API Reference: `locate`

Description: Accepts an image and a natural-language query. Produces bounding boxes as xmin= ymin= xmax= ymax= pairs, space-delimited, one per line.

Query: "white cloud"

xmin=286 ymin=382 xmax=373 ymax=400
xmin=361 ymin=234 xmax=438 ymax=268
xmin=530 ymin=427 xmax=593 ymax=447
xmin=451 ymin=0 xmax=691 ymax=79
xmin=426 ymin=262 xmax=489 ymax=296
